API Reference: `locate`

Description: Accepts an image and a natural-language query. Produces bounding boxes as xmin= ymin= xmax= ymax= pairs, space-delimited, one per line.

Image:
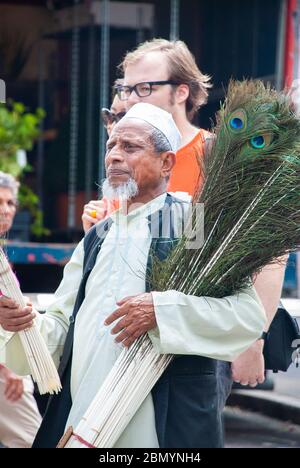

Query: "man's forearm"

xmin=253 ymin=255 xmax=288 ymax=331
xmin=149 ymin=285 xmax=266 ymax=362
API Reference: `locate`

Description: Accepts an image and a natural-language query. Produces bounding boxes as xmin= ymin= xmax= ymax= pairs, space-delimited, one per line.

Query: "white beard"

xmin=102 ymin=177 xmax=139 ymax=201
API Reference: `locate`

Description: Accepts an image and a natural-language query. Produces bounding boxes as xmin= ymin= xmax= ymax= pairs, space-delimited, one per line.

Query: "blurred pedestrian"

xmin=0 ymin=171 xmax=41 ymax=448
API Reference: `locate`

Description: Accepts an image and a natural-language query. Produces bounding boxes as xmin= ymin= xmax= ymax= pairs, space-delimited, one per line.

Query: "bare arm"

xmin=253 ymin=255 xmax=288 ymax=330
xmin=231 ymin=256 xmax=288 ymax=386
xmin=0 ymin=363 xmax=24 ymax=402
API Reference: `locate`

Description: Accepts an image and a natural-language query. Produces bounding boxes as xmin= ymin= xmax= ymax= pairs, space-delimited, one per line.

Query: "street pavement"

xmin=272 ymin=365 xmax=300 ymax=398
xmin=224 ymin=407 xmax=300 ymax=448
xmin=226 ymin=360 xmax=300 ymax=447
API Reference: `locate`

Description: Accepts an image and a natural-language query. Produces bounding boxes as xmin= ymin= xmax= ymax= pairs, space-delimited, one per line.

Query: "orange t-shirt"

xmin=167 ymin=129 xmax=210 ymax=197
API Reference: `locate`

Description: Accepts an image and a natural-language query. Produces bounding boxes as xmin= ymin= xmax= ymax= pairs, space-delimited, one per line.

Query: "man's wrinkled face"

xmin=105 ymin=119 xmax=165 ymax=198
xmin=0 ymin=187 xmax=17 ymax=235
xmin=123 ymin=52 xmax=176 ymax=113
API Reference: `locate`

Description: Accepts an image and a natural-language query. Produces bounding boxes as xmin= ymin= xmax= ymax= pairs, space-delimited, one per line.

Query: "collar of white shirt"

xmin=110 ymin=193 xmax=167 ymax=225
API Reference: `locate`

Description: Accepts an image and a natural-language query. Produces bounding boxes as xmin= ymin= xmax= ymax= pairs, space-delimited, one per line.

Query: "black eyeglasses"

xmin=115 ymin=80 xmax=180 ymax=101
xmin=101 ymin=108 xmax=126 ymax=127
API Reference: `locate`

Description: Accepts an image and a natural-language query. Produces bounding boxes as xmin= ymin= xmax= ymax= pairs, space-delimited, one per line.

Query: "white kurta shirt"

xmin=1 ymin=193 xmax=266 ymax=448
xmin=67 ymin=194 xmax=168 ymax=447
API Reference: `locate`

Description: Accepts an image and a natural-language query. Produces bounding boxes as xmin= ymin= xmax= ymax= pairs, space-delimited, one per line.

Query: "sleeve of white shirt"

xmin=148 ymin=285 xmax=266 ymax=362
xmin=2 ymin=240 xmax=85 ymax=375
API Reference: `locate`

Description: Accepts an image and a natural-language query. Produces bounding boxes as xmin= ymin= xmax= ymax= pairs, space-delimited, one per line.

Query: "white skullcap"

xmin=122 ymin=103 xmax=182 ymax=152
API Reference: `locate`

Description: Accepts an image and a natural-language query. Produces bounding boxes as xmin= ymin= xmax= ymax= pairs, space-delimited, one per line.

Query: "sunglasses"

xmin=101 ymin=108 xmax=126 ymax=127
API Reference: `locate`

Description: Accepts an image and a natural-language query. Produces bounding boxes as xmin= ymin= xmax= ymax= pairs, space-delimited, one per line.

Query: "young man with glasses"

xmin=118 ymin=39 xmax=212 ymax=197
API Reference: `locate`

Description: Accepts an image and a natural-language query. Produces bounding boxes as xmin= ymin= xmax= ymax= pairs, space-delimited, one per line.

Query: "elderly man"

xmin=0 ymin=171 xmax=41 ymax=448
xmin=0 ymin=104 xmax=265 ymax=448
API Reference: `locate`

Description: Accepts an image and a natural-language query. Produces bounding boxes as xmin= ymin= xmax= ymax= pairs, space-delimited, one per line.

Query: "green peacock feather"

xmin=151 ymin=80 xmax=300 ymax=298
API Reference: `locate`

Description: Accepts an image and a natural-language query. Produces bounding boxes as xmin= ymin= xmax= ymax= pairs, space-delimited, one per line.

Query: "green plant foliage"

xmin=0 ymin=101 xmax=47 ymax=236
xmin=18 ymin=185 xmax=49 ymax=237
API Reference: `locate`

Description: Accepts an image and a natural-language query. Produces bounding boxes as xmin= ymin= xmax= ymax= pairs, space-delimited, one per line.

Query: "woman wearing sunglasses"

xmin=82 ymin=81 xmax=126 ymax=233
xmin=101 ymin=97 xmax=126 ymax=137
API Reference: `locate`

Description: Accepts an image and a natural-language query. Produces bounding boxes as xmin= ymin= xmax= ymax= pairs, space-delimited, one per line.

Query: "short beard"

xmin=102 ymin=177 xmax=139 ymax=201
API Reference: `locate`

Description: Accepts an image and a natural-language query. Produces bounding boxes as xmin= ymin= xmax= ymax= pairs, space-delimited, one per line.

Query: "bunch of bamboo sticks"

xmin=64 ymin=335 xmax=171 ymax=448
xmin=0 ymin=247 xmax=61 ymax=395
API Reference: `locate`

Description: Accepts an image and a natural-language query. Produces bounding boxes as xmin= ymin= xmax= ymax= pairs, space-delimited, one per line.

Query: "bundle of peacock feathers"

xmin=61 ymin=80 xmax=300 ymax=448
xmin=152 ymin=79 xmax=300 ymax=297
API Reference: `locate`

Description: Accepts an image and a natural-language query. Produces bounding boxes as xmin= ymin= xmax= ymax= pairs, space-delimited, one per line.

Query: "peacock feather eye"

xmin=228 ymin=109 xmax=247 ymax=132
xmin=230 ymin=118 xmax=243 ymax=129
xmin=250 ymin=133 xmax=273 ymax=150
xmin=250 ymin=135 xmax=265 ymax=149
